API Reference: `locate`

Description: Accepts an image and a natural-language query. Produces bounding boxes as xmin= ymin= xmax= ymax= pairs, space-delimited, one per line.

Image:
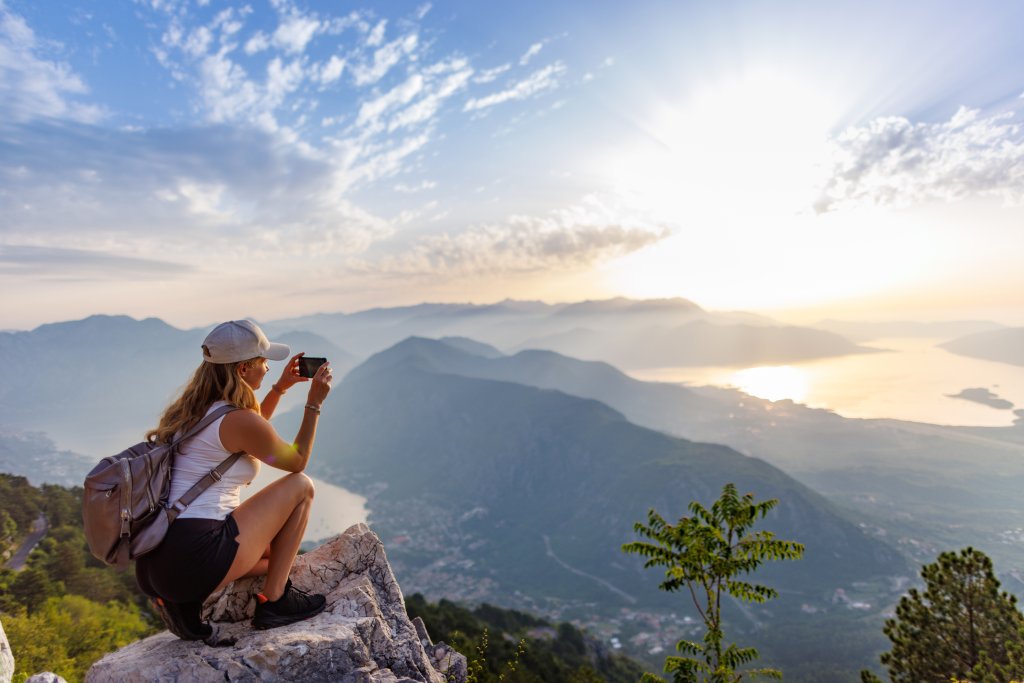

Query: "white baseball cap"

xmin=201 ymin=320 xmax=290 ymax=364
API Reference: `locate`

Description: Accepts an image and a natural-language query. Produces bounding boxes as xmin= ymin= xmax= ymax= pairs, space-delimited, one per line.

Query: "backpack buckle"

xmin=210 ymin=468 xmax=223 ymax=482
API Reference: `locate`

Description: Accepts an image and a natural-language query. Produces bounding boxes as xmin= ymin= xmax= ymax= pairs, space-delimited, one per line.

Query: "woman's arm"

xmin=223 ymin=361 xmax=332 ymax=472
xmin=259 ymin=353 xmax=308 ymax=420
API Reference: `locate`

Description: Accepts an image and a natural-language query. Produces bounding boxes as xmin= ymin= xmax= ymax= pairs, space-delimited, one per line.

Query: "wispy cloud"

xmin=356 ymin=74 xmax=425 ymax=127
xmin=394 ymin=180 xmax=437 ymax=193
xmin=350 ymin=32 xmax=418 ymax=86
xmin=464 ymin=61 xmax=566 ymax=112
xmin=0 ymin=245 xmax=193 ymax=278
xmin=368 ymin=198 xmax=669 ymax=276
xmin=473 ymin=63 xmax=510 ymax=84
xmin=0 ymin=3 xmax=102 ymax=124
xmin=0 ymin=122 xmax=392 ymax=256
xmin=0 ymin=1 xmax=593 ymax=292
xmin=816 ymin=106 xmax=1024 ymax=212
xmin=272 ymin=7 xmax=321 ymax=54
xmin=519 ymin=41 xmax=543 ymax=66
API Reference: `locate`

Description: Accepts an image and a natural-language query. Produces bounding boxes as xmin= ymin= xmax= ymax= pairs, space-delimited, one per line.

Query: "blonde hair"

xmin=147 ymin=358 xmax=263 ymax=443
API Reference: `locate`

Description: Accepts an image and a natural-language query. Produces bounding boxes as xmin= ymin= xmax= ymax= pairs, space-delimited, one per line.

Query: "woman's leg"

xmin=214 ymin=472 xmax=314 ymax=600
xmin=239 ymin=545 xmax=271 ymax=580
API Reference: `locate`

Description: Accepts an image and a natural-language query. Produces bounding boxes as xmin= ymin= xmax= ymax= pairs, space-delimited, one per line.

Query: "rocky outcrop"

xmin=87 ymin=524 xmax=466 ymax=682
xmin=1 ymin=618 xmax=12 ymax=683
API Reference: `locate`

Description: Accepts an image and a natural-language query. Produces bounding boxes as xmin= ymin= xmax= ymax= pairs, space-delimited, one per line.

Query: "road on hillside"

xmin=542 ymin=534 xmax=637 ymax=604
xmin=5 ymin=513 xmax=48 ymax=571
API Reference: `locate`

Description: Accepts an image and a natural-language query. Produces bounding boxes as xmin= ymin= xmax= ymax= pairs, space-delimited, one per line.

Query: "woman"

xmin=136 ymin=319 xmax=333 ymax=640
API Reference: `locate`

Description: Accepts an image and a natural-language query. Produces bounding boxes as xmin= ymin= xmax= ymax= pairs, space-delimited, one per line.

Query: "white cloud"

xmin=319 ymin=55 xmax=346 ymax=84
xmin=197 ymin=50 xmax=262 ymax=123
xmin=366 ymin=19 xmax=387 ymax=47
xmin=464 ymin=61 xmax=565 ymax=112
xmin=273 ymin=10 xmax=320 ymax=54
xmin=388 ymin=61 xmax=472 ymax=131
xmin=473 ymin=64 xmax=510 ymax=84
xmin=0 ymin=4 xmax=102 ymax=124
xmin=244 ymin=31 xmax=270 ymax=54
xmin=266 ymin=57 xmax=305 ymax=106
xmin=519 ymin=42 xmax=543 ymax=66
xmin=371 ymin=200 xmax=668 ymax=275
xmin=816 ymin=106 xmax=1024 ymax=212
xmin=0 ymin=123 xmax=393 ymax=257
xmin=183 ymin=26 xmax=212 ymax=57
xmin=351 ymin=32 xmax=418 ymax=86
xmin=394 ymin=180 xmax=437 ymax=193
xmin=357 ymin=74 xmax=425 ymax=127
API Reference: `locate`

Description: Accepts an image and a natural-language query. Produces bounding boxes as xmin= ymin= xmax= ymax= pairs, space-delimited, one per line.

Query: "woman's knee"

xmin=286 ymin=471 xmax=315 ymax=501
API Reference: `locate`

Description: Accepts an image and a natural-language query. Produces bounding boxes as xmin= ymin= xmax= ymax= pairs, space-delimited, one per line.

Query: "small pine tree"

xmin=623 ymin=483 xmax=804 ymax=683
xmin=862 ymin=547 xmax=1024 ymax=683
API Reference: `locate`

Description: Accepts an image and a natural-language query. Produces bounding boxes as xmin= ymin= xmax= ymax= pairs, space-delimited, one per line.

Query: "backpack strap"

xmin=166 ymin=451 xmax=245 ymax=522
xmin=168 ymin=404 xmax=238 ymax=450
xmin=165 ymin=404 xmax=245 ymax=523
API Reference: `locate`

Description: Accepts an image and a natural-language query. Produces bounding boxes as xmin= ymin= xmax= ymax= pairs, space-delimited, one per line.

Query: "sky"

xmin=2 ymin=0 xmax=1024 ymax=331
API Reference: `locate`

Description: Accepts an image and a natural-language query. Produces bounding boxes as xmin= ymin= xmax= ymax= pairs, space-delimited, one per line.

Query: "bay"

xmin=627 ymin=337 xmax=1024 ymax=427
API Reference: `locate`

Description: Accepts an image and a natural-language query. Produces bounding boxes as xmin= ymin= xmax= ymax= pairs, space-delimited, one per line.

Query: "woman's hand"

xmin=275 ymin=352 xmax=310 ymax=393
xmin=307 ymin=361 xmax=332 ymax=407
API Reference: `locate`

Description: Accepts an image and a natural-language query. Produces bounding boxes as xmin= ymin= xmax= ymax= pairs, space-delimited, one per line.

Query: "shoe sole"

xmin=152 ymin=598 xmax=213 ymax=641
xmin=252 ymin=600 xmax=327 ymax=630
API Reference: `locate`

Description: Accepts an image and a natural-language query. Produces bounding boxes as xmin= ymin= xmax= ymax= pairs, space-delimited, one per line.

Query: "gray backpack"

xmin=83 ymin=404 xmax=243 ymax=568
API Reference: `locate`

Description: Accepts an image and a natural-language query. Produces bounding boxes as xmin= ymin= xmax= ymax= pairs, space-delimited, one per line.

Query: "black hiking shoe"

xmin=152 ymin=597 xmax=213 ymax=641
xmin=252 ymin=579 xmax=326 ymax=630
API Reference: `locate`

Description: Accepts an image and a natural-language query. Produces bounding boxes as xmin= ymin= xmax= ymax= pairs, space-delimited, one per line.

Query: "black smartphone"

xmin=297 ymin=356 xmax=327 ymax=378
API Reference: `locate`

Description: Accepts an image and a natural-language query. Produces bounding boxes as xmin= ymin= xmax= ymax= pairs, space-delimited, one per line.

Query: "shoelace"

xmin=257 ymin=580 xmax=315 ymax=606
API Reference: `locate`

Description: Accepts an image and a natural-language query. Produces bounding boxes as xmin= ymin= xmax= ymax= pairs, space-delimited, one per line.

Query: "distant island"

xmin=946 ymin=387 xmax=1015 ymax=410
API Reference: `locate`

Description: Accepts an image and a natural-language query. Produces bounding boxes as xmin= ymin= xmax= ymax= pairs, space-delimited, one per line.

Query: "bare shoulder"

xmin=220 ymin=408 xmax=277 ymax=453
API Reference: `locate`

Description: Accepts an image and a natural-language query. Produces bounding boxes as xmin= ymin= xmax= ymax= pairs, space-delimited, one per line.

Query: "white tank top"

xmin=169 ymin=400 xmax=260 ymax=520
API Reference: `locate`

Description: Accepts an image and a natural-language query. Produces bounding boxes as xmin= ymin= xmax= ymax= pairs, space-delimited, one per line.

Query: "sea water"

xmin=626 ymin=337 xmax=1024 ymax=427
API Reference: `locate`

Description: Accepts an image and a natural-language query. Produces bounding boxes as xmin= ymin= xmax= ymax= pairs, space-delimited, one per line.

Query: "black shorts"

xmin=136 ymin=513 xmax=240 ymax=603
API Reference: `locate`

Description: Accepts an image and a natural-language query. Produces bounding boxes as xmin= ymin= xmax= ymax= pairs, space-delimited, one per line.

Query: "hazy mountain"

xmin=0 ymin=315 xmax=204 ymax=453
xmin=436 ymin=336 xmax=504 ymax=358
xmin=275 ymin=330 xmax=360 ymax=372
xmin=282 ymin=338 xmax=908 ymax=614
xmin=940 ymin=327 xmax=1024 ymax=367
xmin=393 ymin=339 xmax=1024 ymax=573
xmin=0 ymin=315 xmax=358 ymax=456
xmin=264 ymin=298 xmax=875 ymax=368
xmin=512 ymin=319 xmax=879 ymax=369
xmin=815 ymin=319 xmax=1004 ymax=342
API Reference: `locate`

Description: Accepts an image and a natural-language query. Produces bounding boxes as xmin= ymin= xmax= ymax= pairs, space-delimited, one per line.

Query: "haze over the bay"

xmin=2 ymin=0 xmax=1024 ymax=330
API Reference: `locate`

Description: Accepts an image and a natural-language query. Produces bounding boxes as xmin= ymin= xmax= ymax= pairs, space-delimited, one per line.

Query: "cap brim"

xmin=264 ymin=342 xmax=291 ymax=361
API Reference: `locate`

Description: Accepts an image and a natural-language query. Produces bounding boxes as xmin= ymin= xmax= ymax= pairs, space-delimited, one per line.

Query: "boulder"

xmin=87 ymin=524 xmax=466 ymax=682
xmin=0 ymin=618 xmax=12 ymax=683
xmin=25 ymin=674 xmax=68 ymax=683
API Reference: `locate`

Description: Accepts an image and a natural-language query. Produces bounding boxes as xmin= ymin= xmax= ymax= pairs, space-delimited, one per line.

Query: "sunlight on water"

xmin=628 ymin=338 xmax=1024 ymax=427
xmin=728 ymin=366 xmax=809 ymax=403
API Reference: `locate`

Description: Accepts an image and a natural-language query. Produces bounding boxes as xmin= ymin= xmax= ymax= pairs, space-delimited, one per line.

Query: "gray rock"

xmin=25 ymin=674 xmax=68 ymax=683
xmin=0 ymin=618 xmax=13 ymax=683
xmin=87 ymin=523 xmax=466 ymax=683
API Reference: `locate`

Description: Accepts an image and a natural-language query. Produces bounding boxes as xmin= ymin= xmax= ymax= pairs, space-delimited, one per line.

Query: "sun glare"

xmin=600 ymin=67 xmax=840 ymax=218
xmin=594 ymin=66 xmax=946 ymax=313
xmin=728 ymin=365 xmax=810 ymax=403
